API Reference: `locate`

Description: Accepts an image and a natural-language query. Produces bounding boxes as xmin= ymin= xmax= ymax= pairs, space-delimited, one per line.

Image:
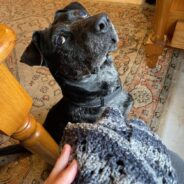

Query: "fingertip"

xmin=66 ymin=159 xmax=78 ymax=174
xmin=62 ymin=144 xmax=71 ymax=152
xmin=59 ymin=159 xmax=78 ymax=183
xmin=58 ymin=144 xmax=71 ymax=160
xmin=70 ymin=159 xmax=78 ymax=169
xmin=51 ymin=144 xmax=72 ymax=176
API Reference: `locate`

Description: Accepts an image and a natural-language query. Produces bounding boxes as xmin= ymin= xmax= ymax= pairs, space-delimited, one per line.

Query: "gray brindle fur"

xmin=21 ymin=2 xmax=133 ymax=143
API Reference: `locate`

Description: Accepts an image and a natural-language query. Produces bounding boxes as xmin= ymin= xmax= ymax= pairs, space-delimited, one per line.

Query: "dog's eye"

xmin=55 ymin=35 xmax=66 ymax=46
xmin=60 ymin=35 xmax=66 ymax=44
xmin=80 ymin=11 xmax=87 ymax=18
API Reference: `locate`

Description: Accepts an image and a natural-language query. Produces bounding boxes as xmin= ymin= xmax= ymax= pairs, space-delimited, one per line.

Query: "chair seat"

xmin=0 ymin=24 xmax=16 ymax=63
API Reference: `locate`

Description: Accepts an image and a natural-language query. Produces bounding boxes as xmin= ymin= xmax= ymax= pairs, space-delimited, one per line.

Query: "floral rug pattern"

xmin=0 ymin=0 xmax=178 ymax=183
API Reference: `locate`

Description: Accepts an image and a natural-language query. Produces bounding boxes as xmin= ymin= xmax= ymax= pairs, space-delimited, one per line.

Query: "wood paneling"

xmin=170 ymin=21 xmax=184 ymax=49
xmin=171 ymin=0 xmax=184 ymax=11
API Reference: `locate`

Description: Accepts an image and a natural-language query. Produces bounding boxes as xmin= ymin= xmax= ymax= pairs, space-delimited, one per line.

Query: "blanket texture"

xmin=61 ymin=107 xmax=177 ymax=184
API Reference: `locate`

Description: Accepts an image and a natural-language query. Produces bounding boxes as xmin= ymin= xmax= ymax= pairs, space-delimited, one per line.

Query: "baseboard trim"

xmin=95 ymin=0 xmax=145 ymax=5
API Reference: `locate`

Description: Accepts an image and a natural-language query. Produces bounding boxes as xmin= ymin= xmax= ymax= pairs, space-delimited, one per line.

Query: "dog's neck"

xmin=55 ymin=59 xmax=121 ymax=107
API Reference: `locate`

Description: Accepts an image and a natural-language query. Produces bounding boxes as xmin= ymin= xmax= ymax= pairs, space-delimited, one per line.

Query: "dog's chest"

xmin=83 ymin=63 xmax=119 ymax=93
xmin=98 ymin=63 xmax=118 ymax=84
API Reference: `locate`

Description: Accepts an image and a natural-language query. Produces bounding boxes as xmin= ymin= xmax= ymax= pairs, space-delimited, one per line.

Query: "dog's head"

xmin=21 ymin=2 xmax=118 ymax=80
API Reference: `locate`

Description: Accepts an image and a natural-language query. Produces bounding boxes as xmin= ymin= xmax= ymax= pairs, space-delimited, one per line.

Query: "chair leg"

xmin=12 ymin=114 xmax=59 ymax=165
xmin=145 ymin=34 xmax=166 ymax=68
xmin=0 ymin=24 xmax=59 ymax=165
xmin=145 ymin=0 xmax=173 ymax=68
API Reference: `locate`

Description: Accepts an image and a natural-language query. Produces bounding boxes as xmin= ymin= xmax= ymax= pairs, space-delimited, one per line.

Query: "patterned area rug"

xmin=0 ymin=0 xmax=179 ymax=183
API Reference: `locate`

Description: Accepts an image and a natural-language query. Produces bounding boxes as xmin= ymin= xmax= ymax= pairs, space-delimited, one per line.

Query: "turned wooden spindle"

xmin=145 ymin=0 xmax=173 ymax=68
xmin=0 ymin=24 xmax=59 ymax=165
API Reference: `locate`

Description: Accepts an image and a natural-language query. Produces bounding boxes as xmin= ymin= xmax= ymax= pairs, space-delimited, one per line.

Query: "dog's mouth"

xmin=106 ymin=36 xmax=118 ymax=58
xmin=108 ymin=27 xmax=119 ymax=52
xmin=96 ymin=32 xmax=118 ymax=67
xmin=109 ymin=40 xmax=118 ymax=52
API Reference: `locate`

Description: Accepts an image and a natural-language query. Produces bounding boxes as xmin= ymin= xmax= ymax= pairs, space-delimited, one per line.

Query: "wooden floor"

xmin=97 ymin=0 xmax=144 ymax=4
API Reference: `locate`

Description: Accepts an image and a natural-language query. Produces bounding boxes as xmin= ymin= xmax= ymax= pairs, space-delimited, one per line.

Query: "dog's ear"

xmin=21 ymin=31 xmax=46 ymax=66
xmin=53 ymin=2 xmax=89 ymax=24
xmin=63 ymin=2 xmax=89 ymax=13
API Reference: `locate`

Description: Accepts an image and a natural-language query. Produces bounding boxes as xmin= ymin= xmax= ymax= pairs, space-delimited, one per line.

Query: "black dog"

xmin=21 ymin=2 xmax=133 ymax=143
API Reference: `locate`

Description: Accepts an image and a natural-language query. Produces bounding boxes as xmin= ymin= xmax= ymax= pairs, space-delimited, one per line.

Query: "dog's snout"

xmin=95 ymin=14 xmax=110 ymax=33
xmin=112 ymin=37 xmax=117 ymax=44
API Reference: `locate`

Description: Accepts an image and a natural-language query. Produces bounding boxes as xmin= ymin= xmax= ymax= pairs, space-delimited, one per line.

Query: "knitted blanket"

xmin=61 ymin=107 xmax=178 ymax=184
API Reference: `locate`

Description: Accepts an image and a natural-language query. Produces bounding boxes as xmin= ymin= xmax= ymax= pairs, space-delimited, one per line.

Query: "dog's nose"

xmin=95 ymin=13 xmax=110 ymax=33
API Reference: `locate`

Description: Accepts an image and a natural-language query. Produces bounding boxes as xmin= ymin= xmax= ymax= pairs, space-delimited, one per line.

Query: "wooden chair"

xmin=146 ymin=0 xmax=184 ymax=68
xmin=0 ymin=24 xmax=59 ymax=165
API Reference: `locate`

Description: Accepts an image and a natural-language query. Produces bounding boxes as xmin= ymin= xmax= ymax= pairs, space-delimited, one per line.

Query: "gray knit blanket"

xmin=61 ymin=107 xmax=178 ymax=184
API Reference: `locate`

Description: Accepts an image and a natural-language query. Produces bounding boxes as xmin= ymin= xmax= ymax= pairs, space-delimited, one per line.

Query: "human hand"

xmin=44 ymin=144 xmax=78 ymax=184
